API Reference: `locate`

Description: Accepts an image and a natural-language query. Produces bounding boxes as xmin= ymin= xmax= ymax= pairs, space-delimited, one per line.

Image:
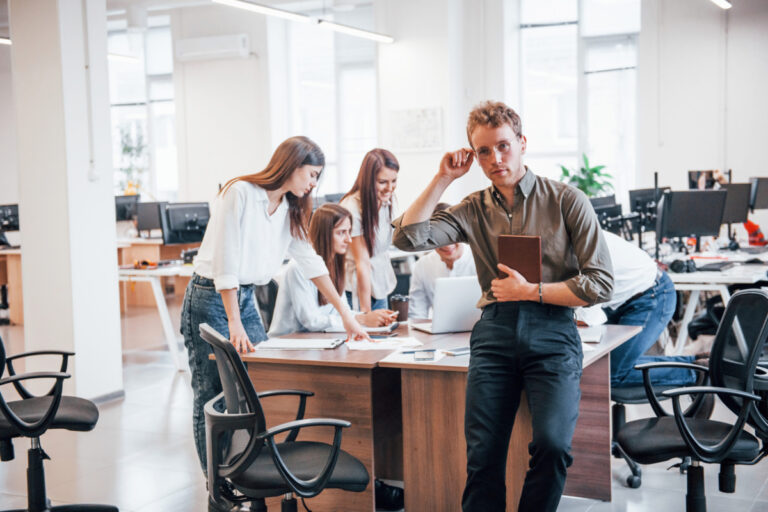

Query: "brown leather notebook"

xmin=497 ymin=235 xmax=542 ymax=283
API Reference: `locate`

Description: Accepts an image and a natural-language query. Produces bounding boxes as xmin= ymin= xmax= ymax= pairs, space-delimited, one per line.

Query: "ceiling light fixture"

xmin=212 ymin=0 xmax=394 ymax=43
xmin=317 ymin=19 xmax=394 ymax=44
xmin=709 ymin=0 xmax=732 ymax=9
xmin=0 ymin=37 xmax=11 ymax=46
xmin=212 ymin=0 xmax=312 ymax=24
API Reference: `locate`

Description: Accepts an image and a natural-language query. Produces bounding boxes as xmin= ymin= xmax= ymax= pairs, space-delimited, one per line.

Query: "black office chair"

xmin=198 ymin=323 xmax=369 ymax=512
xmin=0 ymin=335 xmax=118 ymax=512
xmin=616 ymin=289 xmax=768 ymax=512
xmin=253 ymin=279 xmax=279 ymax=332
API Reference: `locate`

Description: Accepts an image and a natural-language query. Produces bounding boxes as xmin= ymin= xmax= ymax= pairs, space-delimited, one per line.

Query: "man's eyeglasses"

xmin=474 ymin=140 xmax=513 ymax=161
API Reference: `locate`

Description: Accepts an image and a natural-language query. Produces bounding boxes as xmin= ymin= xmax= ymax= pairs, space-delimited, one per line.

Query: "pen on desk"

xmin=400 ymin=348 xmax=436 ymax=354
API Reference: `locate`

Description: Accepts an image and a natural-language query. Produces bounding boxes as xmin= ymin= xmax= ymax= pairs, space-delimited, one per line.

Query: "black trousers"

xmin=461 ymin=302 xmax=583 ymax=512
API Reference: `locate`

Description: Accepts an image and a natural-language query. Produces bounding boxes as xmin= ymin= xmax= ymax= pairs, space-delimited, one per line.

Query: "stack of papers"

xmin=380 ymin=349 xmax=446 ymax=364
xmin=346 ymin=337 xmax=422 ymax=351
xmin=255 ymin=338 xmax=343 ymax=350
xmin=578 ymin=326 xmax=603 ymax=343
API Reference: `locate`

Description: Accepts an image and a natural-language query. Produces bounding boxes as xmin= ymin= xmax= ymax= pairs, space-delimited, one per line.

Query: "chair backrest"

xmin=254 ymin=279 xmax=279 ymax=331
xmin=0 ymin=335 xmax=5 ymax=379
xmin=709 ymin=289 xmax=768 ymax=434
xmin=198 ymin=323 xmax=267 ymax=452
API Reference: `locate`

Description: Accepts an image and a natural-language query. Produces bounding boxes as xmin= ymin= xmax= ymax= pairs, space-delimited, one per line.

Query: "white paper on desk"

xmin=324 ymin=321 xmax=399 ymax=333
xmin=581 ymin=343 xmax=596 ymax=352
xmin=346 ymin=337 xmax=423 ymax=351
xmin=578 ymin=326 xmax=603 ymax=343
xmin=380 ymin=349 xmax=446 ymax=364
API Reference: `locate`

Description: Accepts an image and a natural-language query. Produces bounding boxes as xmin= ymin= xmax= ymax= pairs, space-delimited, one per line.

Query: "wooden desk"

xmin=240 ymin=324 xmax=638 ymax=511
xmin=0 ymin=249 xmax=22 ymax=325
xmin=379 ymin=324 xmax=639 ymax=511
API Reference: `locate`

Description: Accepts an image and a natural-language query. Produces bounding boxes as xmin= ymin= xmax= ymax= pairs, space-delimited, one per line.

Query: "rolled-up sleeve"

xmin=287 ymin=237 xmax=329 ymax=280
xmin=561 ymin=189 xmax=614 ymax=305
xmin=392 ymin=206 xmax=469 ymax=252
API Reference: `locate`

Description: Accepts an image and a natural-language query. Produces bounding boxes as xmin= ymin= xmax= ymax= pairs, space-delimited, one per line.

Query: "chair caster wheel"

xmin=626 ymin=475 xmax=641 ymax=488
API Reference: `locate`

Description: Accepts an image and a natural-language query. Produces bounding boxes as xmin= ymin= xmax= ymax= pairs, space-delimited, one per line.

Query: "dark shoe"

xmin=375 ymin=479 xmax=404 ymax=511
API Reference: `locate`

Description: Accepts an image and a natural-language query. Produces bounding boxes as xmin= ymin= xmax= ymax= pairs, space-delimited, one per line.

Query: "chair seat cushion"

xmin=617 ymin=416 xmax=760 ymax=464
xmin=231 ymin=440 xmax=370 ymax=497
xmin=0 ymin=396 xmax=99 ymax=439
xmin=611 ymin=385 xmax=677 ymax=404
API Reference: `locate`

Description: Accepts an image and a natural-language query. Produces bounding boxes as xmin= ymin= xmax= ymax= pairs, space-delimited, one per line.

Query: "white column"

xmin=9 ymin=0 xmax=123 ymax=400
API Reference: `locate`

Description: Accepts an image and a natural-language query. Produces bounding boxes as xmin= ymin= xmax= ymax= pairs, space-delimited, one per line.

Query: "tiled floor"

xmin=1 ymin=298 xmax=767 ymax=511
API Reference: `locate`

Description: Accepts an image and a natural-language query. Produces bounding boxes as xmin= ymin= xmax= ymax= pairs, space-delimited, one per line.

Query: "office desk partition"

xmin=239 ymin=324 xmax=639 ymax=512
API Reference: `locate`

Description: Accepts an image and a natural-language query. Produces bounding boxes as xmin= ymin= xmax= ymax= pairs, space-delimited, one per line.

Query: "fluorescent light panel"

xmin=212 ymin=0 xmax=312 ymax=23
xmin=709 ymin=0 xmax=732 ymax=9
xmin=317 ymin=20 xmax=394 ymax=44
xmin=0 ymin=37 xmax=11 ymax=46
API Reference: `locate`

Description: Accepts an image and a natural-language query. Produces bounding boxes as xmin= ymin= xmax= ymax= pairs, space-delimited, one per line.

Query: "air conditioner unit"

xmin=175 ymin=34 xmax=250 ymax=62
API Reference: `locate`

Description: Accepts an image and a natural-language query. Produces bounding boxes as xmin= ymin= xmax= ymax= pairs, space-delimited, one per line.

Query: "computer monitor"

xmin=628 ymin=187 xmax=671 ymax=213
xmin=115 ymin=194 xmax=140 ymax=221
xmin=589 ymin=195 xmax=616 ymax=209
xmin=720 ymin=183 xmax=751 ymax=224
xmin=160 ymin=202 xmax=210 ymax=245
xmin=594 ymin=204 xmax=624 ymax=235
xmin=750 ymin=177 xmax=768 ymax=210
xmin=136 ymin=201 xmax=167 ymax=237
xmin=656 ymin=190 xmax=727 ymax=242
xmin=324 ymin=193 xmax=345 ymax=203
xmin=0 ymin=205 xmax=19 ymax=232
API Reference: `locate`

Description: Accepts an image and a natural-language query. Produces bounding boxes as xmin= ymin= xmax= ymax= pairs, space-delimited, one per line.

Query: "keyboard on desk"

xmin=696 ymin=261 xmax=737 ymax=272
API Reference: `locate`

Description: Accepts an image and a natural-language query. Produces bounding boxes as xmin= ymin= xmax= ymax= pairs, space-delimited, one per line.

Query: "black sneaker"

xmin=375 ymin=479 xmax=404 ymax=511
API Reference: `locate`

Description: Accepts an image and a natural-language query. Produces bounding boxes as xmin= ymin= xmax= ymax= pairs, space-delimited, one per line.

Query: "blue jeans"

xmin=345 ymin=291 xmax=387 ymax=311
xmin=462 ymin=302 xmax=582 ymax=512
xmin=605 ymin=271 xmax=696 ymax=387
xmin=180 ymin=274 xmax=267 ymax=473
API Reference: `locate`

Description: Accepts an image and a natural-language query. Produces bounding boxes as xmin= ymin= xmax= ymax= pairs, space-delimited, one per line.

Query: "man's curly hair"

xmin=466 ymin=101 xmax=523 ymax=147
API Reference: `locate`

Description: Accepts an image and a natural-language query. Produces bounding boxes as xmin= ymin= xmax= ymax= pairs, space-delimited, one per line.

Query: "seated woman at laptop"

xmin=340 ymin=149 xmax=400 ymax=312
xmin=409 ymin=202 xmax=477 ymax=319
xmin=269 ymin=203 xmax=397 ymax=336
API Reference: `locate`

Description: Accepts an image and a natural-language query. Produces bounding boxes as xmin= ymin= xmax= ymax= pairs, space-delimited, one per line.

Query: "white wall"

xmin=637 ymin=0 xmax=768 ymax=233
xmin=0 ymin=46 xmax=17 ymax=205
xmin=172 ymin=5 xmax=273 ymax=204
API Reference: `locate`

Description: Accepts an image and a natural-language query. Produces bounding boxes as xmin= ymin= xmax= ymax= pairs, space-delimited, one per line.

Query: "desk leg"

xmin=247 ymin=364 xmax=400 ymax=511
xmin=147 ymin=277 xmax=185 ymax=372
xmin=674 ymin=290 xmax=700 ymax=355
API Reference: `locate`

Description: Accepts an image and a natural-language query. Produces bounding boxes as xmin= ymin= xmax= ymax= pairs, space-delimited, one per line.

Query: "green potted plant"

xmin=560 ymin=154 xmax=613 ymax=197
xmin=117 ymin=124 xmax=148 ymax=195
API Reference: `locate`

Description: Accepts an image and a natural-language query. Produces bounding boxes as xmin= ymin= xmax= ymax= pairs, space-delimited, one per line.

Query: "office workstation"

xmin=2 ymin=1 xmax=768 ymax=511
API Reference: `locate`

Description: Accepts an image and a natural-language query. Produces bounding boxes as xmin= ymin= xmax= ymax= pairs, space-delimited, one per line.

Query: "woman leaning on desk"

xmin=268 ymin=203 xmax=396 ymax=336
xmin=180 ymin=136 xmax=369 ymax=473
xmin=340 ymin=148 xmax=400 ymax=312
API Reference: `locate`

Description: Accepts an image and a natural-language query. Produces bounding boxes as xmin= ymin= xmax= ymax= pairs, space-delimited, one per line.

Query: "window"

xmin=518 ymin=0 xmax=640 ymax=205
xmin=108 ymin=16 xmax=178 ymax=201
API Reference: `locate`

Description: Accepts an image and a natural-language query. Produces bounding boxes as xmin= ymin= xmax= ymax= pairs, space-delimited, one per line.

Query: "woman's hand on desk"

xmin=357 ymin=309 xmax=398 ymax=327
xmin=228 ymin=320 xmax=255 ymax=354
xmin=491 ymin=263 xmax=537 ymax=302
xmin=342 ymin=311 xmax=373 ymax=342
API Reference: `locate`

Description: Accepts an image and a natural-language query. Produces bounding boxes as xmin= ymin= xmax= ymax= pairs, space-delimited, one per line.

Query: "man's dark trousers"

xmin=461 ymin=301 xmax=583 ymax=512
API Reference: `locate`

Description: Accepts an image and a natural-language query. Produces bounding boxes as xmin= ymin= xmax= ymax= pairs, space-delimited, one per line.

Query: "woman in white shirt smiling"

xmin=269 ymin=203 xmax=396 ymax=336
xmin=180 ymin=136 xmax=368 ymax=473
xmin=340 ymin=149 xmax=400 ymax=312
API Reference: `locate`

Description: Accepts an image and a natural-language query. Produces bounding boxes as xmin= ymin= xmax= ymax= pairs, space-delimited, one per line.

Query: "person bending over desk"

xmin=408 ymin=202 xmax=477 ymax=319
xmin=392 ymin=101 xmax=614 ymax=512
xmin=576 ymin=230 xmax=698 ymax=387
xmin=340 ymin=149 xmax=400 ymax=312
xmin=268 ymin=203 xmax=396 ymax=337
xmin=180 ymin=136 xmax=369 ymax=474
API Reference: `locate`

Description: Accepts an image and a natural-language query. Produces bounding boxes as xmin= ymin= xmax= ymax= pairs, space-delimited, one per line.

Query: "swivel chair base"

xmin=2 ymin=444 xmax=118 ymax=512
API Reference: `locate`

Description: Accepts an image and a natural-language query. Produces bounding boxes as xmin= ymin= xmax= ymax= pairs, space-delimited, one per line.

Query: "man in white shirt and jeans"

xmin=408 ymin=203 xmax=478 ymax=319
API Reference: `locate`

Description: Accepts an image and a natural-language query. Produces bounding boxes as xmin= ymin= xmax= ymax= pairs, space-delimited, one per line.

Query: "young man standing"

xmin=392 ymin=101 xmax=613 ymax=511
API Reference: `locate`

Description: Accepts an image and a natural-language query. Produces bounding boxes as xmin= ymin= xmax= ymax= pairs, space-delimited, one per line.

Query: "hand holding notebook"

xmin=492 ymin=235 xmax=543 ymax=301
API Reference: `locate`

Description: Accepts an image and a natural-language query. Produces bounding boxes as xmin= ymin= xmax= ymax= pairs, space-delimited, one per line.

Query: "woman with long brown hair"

xmin=268 ymin=203 xmax=396 ymax=336
xmin=180 ymin=136 xmax=369 ymax=473
xmin=340 ymin=148 xmax=400 ymax=312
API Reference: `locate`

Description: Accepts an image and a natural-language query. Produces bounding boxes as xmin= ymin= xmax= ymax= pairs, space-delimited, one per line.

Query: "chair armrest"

xmin=5 ymin=351 xmax=74 ymax=400
xmin=663 ymin=385 xmax=760 ymax=463
xmin=256 ymin=390 xmax=315 ymax=442
xmin=636 ymin=362 xmax=710 ymax=418
xmin=0 ymin=371 xmax=69 ymax=438
xmin=258 ymin=418 xmax=351 ymax=498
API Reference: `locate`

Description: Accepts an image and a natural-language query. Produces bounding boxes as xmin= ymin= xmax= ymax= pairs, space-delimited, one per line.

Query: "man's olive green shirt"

xmin=392 ymin=169 xmax=614 ymax=308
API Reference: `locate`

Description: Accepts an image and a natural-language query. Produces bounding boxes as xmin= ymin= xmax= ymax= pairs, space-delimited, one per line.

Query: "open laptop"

xmin=411 ymin=276 xmax=482 ymax=334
